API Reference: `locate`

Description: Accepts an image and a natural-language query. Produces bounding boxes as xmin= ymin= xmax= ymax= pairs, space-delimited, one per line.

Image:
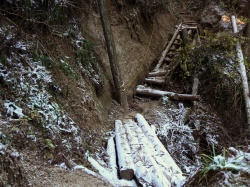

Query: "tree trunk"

xmin=231 ymin=15 xmax=250 ymax=128
xmin=97 ymin=0 xmax=128 ymax=109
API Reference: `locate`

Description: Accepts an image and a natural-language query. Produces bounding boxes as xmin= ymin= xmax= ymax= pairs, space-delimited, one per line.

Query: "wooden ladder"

xmin=136 ymin=21 xmax=200 ymax=101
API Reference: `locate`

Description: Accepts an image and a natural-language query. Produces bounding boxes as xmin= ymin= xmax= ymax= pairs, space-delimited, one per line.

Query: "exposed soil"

xmin=22 ymin=150 xmax=112 ymax=187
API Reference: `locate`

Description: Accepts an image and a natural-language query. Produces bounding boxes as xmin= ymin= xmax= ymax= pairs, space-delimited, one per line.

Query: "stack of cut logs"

xmin=111 ymin=113 xmax=185 ymax=187
xmin=136 ymin=21 xmax=200 ymax=102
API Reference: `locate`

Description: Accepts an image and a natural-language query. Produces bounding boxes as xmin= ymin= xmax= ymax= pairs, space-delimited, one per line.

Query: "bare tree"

xmin=97 ymin=0 xmax=128 ymax=109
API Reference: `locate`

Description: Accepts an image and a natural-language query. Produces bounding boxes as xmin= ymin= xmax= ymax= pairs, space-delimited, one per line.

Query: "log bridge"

xmin=110 ymin=113 xmax=186 ymax=187
xmin=136 ymin=21 xmax=201 ymax=102
xmin=106 ymin=21 xmax=201 ymax=187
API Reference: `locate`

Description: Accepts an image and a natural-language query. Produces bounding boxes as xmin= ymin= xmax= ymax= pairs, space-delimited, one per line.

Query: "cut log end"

xmin=120 ymin=169 xmax=134 ymax=180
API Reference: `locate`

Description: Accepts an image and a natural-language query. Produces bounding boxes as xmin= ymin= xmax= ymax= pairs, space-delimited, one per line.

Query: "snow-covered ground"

xmin=0 ymin=25 xmax=84 ymax=166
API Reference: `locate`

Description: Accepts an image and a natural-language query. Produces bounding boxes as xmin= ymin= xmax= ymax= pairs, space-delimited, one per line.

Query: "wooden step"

xmin=164 ymin=57 xmax=173 ymax=62
xmin=148 ymin=70 xmax=167 ymax=77
xmin=172 ymin=45 xmax=179 ymax=49
xmin=167 ymin=52 xmax=177 ymax=56
xmin=173 ymin=41 xmax=181 ymax=45
xmin=182 ymin=20 xmax=197 ymax=24
xmin=181 ymin=26 xmax=198 ymax=30
xmin=145 ymin=77 xmax=165 ymax=85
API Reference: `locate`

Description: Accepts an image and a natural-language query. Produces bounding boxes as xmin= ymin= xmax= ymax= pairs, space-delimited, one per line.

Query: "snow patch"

xmin=4 ymin=101 xmax=24 ymax=118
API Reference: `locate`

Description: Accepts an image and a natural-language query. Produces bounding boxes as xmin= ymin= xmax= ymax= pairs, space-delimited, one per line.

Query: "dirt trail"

xmin=15 ymin=150 xmax=110 ymax=187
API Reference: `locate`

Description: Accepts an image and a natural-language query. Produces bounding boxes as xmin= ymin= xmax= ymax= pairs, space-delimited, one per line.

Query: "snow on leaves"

xmin=0 ymin=26 xmax=82 ymax=164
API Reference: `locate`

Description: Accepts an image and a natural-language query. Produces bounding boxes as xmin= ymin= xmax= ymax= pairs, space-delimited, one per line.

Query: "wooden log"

xmin=155 ymin=24 xmax=182 ymax=70
xmin=145 ymin=77 xmax=165 ymax=85
xmin=115 ymin=120 xmax=134 ymax=180
xmin=106 ymin=137 xmax=118 ymax=179
xmin=123 ymin=120 xmax=172 ymax=187
xmin=134 ymin=114 xmax=185 ymax=186
xmin=192 ymin=76 xmax=199 ymax=106
xmin=136 ymin=85 xmax=200 ymax=101
xmin=148 ymin=70 xmax=167 ymax=77
xmin=231 ymin=15 xmax=250 ymax=127
xmin=123 ymin=119 xmax=155 ymax=186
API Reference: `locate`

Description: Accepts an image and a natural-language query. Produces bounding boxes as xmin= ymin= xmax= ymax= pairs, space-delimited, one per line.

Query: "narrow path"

xmin=110 ymin=21 xmax=200 ymax=187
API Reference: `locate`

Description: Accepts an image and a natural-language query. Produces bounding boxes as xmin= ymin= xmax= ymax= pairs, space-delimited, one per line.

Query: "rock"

xmin=201 ymin=1 xmax=225 ymax=28
xmin=236 ymin=0 xmax=249 ymax=16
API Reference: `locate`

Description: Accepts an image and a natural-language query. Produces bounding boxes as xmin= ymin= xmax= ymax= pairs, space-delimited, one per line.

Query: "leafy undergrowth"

xmin=187 ymin=146 xmax=250 ymax=186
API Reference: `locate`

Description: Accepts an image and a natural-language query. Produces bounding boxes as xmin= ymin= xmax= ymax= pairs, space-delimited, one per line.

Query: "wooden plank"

xmin=145 ymin=77 xmax=165 ymax=85
xmin=148 ymin=70 xmax=167 ymax=77
xmin=167 ymin=52 xmax=176 ymax=56
xmin=164 ymin=57 xmax=173 ymax=62
xmin=182 ymin=25 xmax=198 ymax=29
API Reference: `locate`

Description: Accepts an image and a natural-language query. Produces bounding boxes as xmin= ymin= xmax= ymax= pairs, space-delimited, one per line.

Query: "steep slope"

xmin=0 ymin=0 xmax=177 ymax=186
